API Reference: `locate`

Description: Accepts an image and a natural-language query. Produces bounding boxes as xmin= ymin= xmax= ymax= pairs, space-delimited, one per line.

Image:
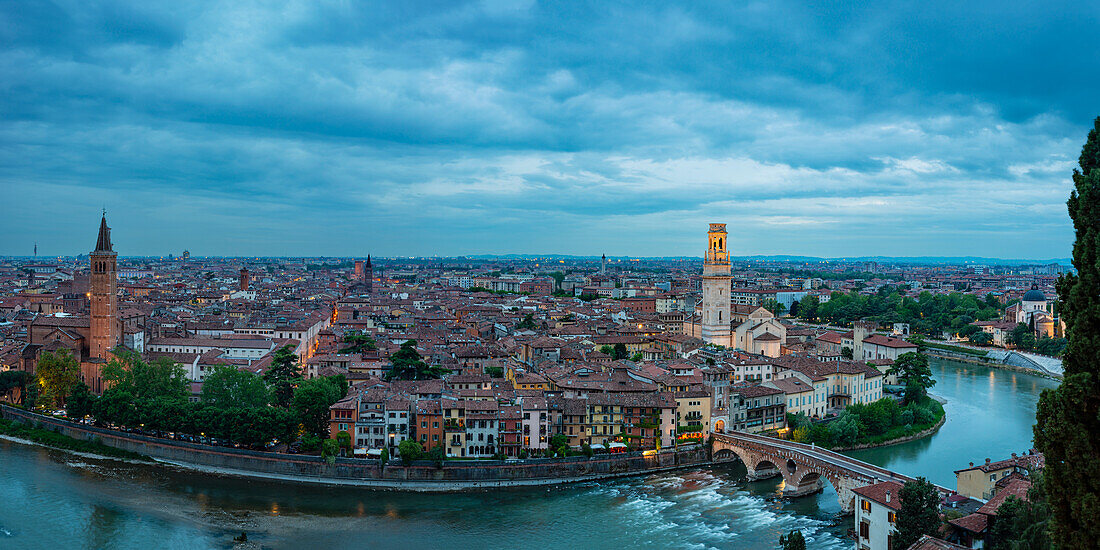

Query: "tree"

xmin=1034 ymin=116 xmax=1100 ymax=549
xmin=485 ymin=365 xmax=504 ymax=378
xmin=779 ymin=530 xmax=806 ymax=550
xmin=895 ymin=477 xmax=942 ymax=549
xmin=599 ymin=345 xmax=614 ymax=357
xmin=612 ymin=343 xmax=628 ymax=360
xmin=1009 ymin=323 xmax=1036 ymax=351
xmin=840 ymin=346 xmax=853 ymax=360
xmin=291 ymin=376 xmax=344 ymax=439
xmin=102 ymin=350 xmax=189 ymax=401
xmin=264 ymin=345 xmax=302 ymax=408
xmin=338 ymin=332 xmax=377 ymax=354
xmin=888 ymin=352 xmax=936 ymax=405
xmin=384 ymin=340 xmax=450 ymax=381
xmin=202 ymin=366 xmax=270 ymax=409
xmin=36 ymin=349 xmax=81 ymax=409
xmin=797 ymin=295 xmax=819 ymax=321
xmin=761 ymin=298 xmax=784 ymax=316
xmin=517 ymin=313 xmax=537 ymax=330
xmin=67 ymin=381 xmax=94 ymax=420
xmin=398 ymin=439 xmax=424 ymax=465
xmin=988 ymin=471 xmax=1052 ymax=550
xmin=630 ymin=352 xmax=643 ymax=362
xmin=321 ymin=438 xmax=340 ymax=464
xmin=828 ymin=412 xmax=859 ymax=447
xmin=969 ymin=331 xmax=993 ymax=346
xmin=0 ymin=370 xmax=32 ymax=405
xmin=427 ymin=443 xmax=445 ymax=467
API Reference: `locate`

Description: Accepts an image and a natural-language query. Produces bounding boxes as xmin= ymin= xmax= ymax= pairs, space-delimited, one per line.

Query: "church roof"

xmin=94 ymin=214 xmax=113 ymax=252
xmin=1022 ymin=285 xmax=1046 ymax=302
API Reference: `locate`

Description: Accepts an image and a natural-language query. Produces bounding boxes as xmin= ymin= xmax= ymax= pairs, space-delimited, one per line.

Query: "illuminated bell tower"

xmin=701 ymin=223 xmax=732 ymax=345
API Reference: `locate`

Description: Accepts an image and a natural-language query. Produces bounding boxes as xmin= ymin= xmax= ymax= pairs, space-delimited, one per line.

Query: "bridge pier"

xmin=784 ymin=475 xmax=824 ymax=498
xmin=745 ymin=465 xmax=781 ymax=482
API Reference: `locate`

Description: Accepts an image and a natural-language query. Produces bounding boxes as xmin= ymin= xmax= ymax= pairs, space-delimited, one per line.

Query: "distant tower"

xmin=89 ymin=214 xmax=119 ymax=373
xmin=701 ymin=223 xmax=732 ymax=345
xmin=365 ymin=255 xmax=373 ymax=292
xmin=601 ymin=254 xmax=607 ymax=275
xmin=239 ymin=267 xmax=250 ymax=291
xmin=354 ymin=260 xmax=365 ymax=281
xmin=182 ymin=250 xmax=190 ymax=260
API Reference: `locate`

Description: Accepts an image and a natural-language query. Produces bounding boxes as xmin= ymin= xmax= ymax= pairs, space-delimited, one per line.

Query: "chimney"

xmin=1012 ymin=453 xmax=1017 ymax=458
xmin=969 ymin=462 xmax=974 ymax=467
xmin=986 ymin=458 xmax=991 ymax=464
xmin=885 ymin=490 xmax=891 ymax=503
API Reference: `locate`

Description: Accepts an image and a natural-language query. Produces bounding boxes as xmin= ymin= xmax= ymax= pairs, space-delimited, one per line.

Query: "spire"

xmin=94 ymin=213 xmax=113 ymax=252
xmin=366 ymin=254 xmax=372 ymax=267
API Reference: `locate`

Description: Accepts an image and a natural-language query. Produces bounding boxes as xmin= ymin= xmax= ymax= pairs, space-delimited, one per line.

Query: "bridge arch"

xmin=710 ymin=432 xmax=934 ymax=512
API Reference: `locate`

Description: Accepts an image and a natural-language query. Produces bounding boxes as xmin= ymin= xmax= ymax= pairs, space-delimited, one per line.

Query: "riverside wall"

xmin=1 ymin=405 xmax=710 ymax=489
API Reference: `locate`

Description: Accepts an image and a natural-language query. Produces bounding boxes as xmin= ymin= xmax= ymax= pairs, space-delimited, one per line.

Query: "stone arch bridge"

xmin=712 ymin=432 xmax=953 ymax=512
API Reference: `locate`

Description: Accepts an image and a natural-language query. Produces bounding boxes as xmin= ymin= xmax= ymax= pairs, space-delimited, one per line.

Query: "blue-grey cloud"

xmin=0 ymin=0 xmax=1096 ymax=259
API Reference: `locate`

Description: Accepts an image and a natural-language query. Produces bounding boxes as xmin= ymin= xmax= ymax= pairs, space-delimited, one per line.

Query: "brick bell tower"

xmin=89 ymin=212 xmax=119 ymax=364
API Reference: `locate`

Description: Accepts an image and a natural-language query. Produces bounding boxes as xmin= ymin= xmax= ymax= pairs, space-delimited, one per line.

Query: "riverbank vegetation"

xmin=787 ymin=352 xmax=945 ymax=448
xmin=0 ymin=417 xmax=149 ymax=461
xmin=787 ymin=396 xmax=945 ymax=449
xmin=3 ymin=346 xmax=351 ymax=455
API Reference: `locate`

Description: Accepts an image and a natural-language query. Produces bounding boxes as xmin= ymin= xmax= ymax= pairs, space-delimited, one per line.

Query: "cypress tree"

xmin=1034 ymin=116 xmax=1100 ymax=549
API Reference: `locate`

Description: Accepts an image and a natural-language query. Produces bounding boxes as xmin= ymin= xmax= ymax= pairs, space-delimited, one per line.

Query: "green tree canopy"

xmin=102 ymin=350 xmax=189 ymax=402
xmin=1009 ymin=323 xmax=1037 ymax=351
xmin=201 ymin=366 xmax=270 ymax=409
xmin=0 ymin=370 xmax=33 ymax=405
xmin=338 ymin=332 xmax=377 ymax=354
xmin=263 ymin=345 xmax=302 ymax=408
xmin=36 ymin=349 xmax=81 ymax=409
xmin=895 ymin=477 xmax=942 ymax=549
xmin=1034 ymin=116 xmax=1100 ymax=548
xmin=384 ymin=340 xmax=451 ymax=381
xmin=969 ymin=331 xmax=993 ymax=346
xmin=66 ymin=381 xmax=94 ymax=420
xmin=398 ymin=439 xmax=424 ymax=465
xmin=291 ymin=376 xmax=345 ymax=439
xmin=612 ymin=342 xmax=628 ymax=360
xmin=888 ymin=352 xmax=936 ymax=405
xmin=761 ymin=298 xmax=784 ymax=315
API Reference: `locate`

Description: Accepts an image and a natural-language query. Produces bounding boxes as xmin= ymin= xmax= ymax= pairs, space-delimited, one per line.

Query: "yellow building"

xmin=955 ymin=453 xmax=1044 ymax=500
xmin=674 ymin=390 xmax=712 ymax=441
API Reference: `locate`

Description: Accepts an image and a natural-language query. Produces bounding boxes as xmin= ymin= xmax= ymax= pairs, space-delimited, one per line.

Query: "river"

xmin=0 ymin=358 xmax=1059 ymax=550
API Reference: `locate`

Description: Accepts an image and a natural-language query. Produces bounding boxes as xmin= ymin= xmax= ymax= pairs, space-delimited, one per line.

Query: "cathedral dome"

xmin=1022 ymin=286 xmax=1046 ymax=302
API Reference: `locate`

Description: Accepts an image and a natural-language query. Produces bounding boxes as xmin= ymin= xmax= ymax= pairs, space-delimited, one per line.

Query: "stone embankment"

xmin=1 ymin=405 xmax=709 ymax=490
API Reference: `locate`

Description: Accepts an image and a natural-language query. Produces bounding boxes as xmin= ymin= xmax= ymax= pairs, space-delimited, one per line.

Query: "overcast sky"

xmin=1 ymin=1 xmax=1097 ymax=259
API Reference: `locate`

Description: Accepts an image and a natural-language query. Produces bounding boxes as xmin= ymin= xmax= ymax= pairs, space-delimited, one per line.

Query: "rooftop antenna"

xmin=34 ymin=241 xmax=37 ymax=257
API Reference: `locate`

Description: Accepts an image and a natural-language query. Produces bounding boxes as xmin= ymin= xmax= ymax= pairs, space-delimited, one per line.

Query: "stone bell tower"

xmin=701 ymin=223 xmax=732 ymax=345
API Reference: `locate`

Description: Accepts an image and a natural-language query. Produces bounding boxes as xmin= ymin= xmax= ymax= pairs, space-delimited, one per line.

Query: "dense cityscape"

xmin=0 ymin=212 xmax=1076 ymax=549
xmin=3 ymin=2 xmax=1099 ymax=550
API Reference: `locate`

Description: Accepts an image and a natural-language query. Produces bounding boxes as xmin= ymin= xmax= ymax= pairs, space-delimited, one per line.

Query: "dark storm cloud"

xmin=0 ymin=0 xmax=1095 ymax=258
